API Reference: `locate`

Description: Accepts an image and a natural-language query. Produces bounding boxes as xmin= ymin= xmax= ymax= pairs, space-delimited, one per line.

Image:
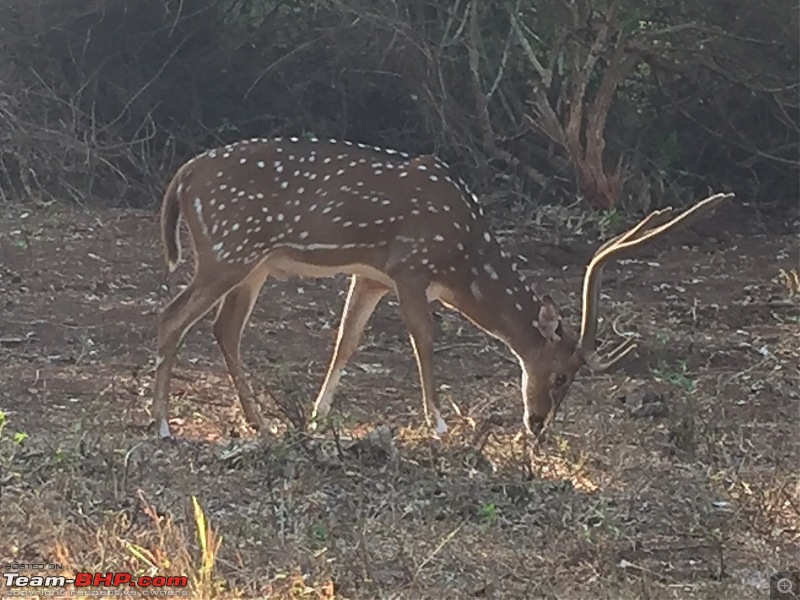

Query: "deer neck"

xmin=438 ymin=245 xmax=544 ymax=364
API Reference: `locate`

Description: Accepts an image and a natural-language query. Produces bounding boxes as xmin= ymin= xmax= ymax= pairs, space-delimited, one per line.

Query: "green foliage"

xmin=309 ymin=523 xmax=328 ymax=545
xmin=0 ymin=411 xmax=28 ymax=478
xmin=478 ymin=502 xmax=498 ymax=528
xmin=596 ymin=208 xmax=622 ymax=237
xmin=652 ymin=360 xmax=697 ymax=394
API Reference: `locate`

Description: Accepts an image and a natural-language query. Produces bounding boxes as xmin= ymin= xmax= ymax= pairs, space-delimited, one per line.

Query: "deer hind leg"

xmin=152 ymin=274 xmax=240 ymax=439
xmin=310 ymin=275 xmax=389 ymax=428
xmin=213 ymin=268 xmax=270 ymax=433
xmin=395 ymin=279 xmax=447 ymax=436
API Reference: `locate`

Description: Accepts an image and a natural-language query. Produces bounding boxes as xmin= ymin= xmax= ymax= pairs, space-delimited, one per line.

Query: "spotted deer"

xmin=152 ymin=135 xmax=732 ymax=439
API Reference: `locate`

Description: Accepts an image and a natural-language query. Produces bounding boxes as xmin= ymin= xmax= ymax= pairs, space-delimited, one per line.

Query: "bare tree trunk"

xmin=514 ymin=0 xmax=638 ymax=208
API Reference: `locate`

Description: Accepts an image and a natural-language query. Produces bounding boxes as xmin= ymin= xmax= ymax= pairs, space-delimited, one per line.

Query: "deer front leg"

xmin=310 ymin=275 xmax=389 ymax=428
xmin=154 ymin=276 xmax=237 ymax=439
xmin=395 ymin=280 xmax=447 ymax=437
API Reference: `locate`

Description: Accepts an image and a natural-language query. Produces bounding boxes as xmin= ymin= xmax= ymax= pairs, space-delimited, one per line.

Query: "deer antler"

xmin=578 ymin=192 xmax=735 ymax=371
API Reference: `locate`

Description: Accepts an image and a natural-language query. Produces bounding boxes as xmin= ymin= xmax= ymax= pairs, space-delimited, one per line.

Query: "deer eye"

xmin=554 ymin=374 xmax=568 ymax=387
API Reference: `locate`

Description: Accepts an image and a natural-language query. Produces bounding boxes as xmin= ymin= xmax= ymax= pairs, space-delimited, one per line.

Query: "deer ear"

xmin=536 ymin=295 xmax=561 ymax=342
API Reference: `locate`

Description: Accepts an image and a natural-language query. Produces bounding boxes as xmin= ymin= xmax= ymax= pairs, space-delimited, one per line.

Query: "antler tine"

xmin=584 ymin=336 xmax=637 ymax=372
xmin=578 ymin=192 xmax=734 ymax=368
xmin=594 ymin=207 xmax=674 ymax=256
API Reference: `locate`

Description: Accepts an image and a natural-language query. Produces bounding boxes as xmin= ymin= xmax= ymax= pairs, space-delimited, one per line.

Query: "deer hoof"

xmin=156 ymin=419 xmax=175 ymax=441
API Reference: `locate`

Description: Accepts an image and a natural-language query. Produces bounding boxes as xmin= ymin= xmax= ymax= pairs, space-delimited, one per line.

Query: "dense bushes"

xmin=0 ymin=0 xmax=796 ymax=212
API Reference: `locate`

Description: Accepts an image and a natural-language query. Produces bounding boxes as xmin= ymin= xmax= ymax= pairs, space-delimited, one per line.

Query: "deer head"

xmin=518 ymin=195 xmax=732 ymax=432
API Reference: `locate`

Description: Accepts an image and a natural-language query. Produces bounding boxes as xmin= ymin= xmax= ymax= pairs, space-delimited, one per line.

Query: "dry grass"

xmin=0 ymin=205 xmax=798 ymax=598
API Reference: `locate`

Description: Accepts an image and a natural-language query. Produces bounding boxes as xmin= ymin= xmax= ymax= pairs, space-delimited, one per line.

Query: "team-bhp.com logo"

xmin=3 ymin=566 xmax=189 ymax=596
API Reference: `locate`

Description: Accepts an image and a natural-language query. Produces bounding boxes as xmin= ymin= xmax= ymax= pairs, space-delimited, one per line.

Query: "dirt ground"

xmin=0 ymin=199 xmax=798 ymax=599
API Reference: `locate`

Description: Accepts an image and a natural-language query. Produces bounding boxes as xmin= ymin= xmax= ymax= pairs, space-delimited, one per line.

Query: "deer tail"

xmin=160 ymin=164 xmax=189 ymax=272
